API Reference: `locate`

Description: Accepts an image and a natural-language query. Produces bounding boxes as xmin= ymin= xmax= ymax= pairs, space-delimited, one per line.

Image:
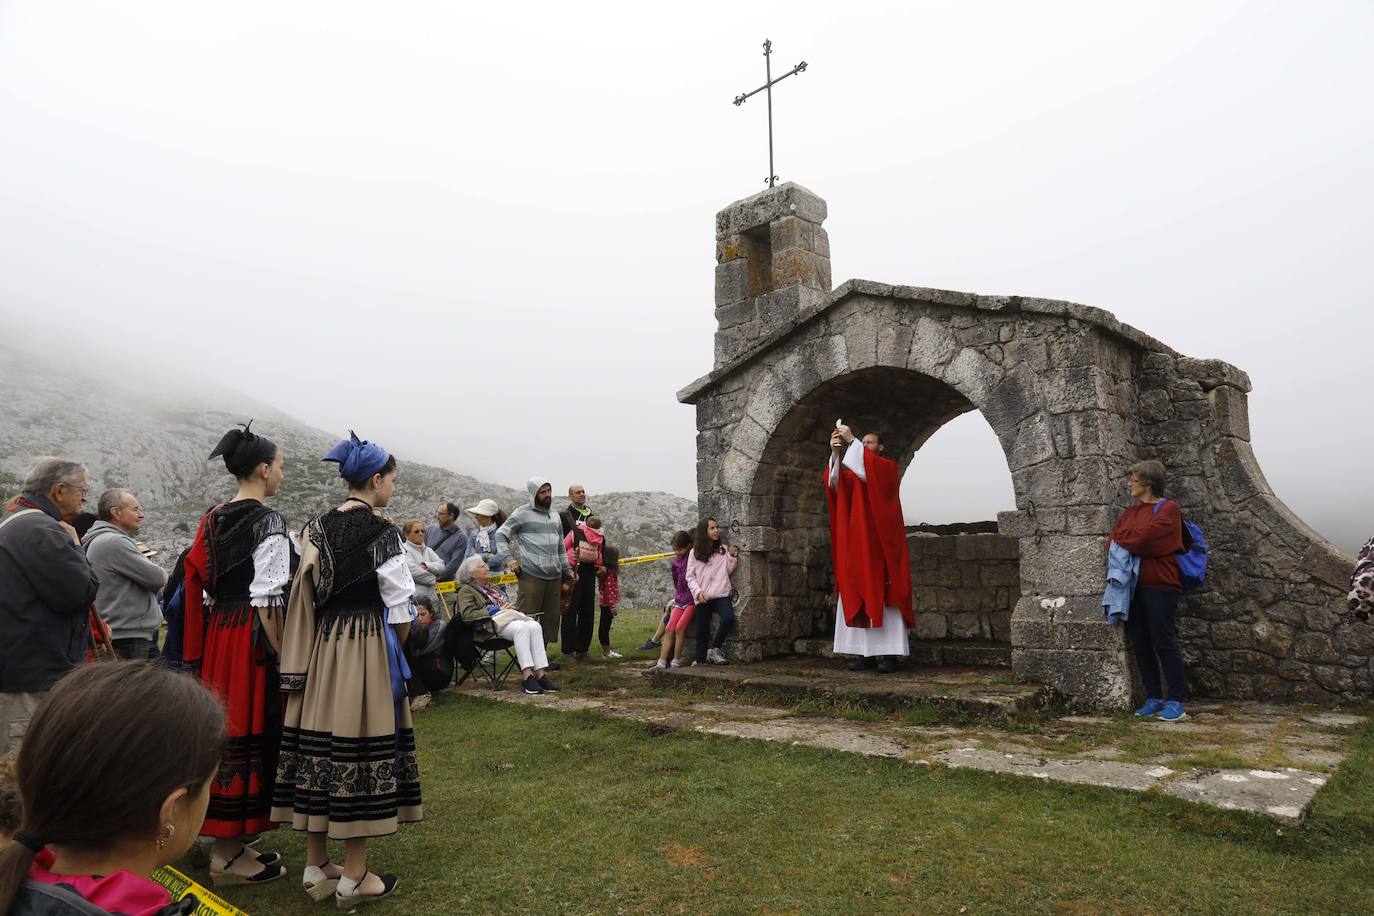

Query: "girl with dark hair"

xmin=272 ymin=432 xmax=420 ymax=907
xmin=0 ymin=661 xmax=227 ymax=916
xmin=597 ymin=544 xmax=623 ymax=658
xmin=183 ymin=423 xmax=289 ymax=886
xmin=686 ymin=518 xmax=739 ymax=666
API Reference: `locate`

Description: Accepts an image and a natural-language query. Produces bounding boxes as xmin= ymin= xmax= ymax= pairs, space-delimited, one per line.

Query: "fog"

xmin=1 ymin=1 xmax=1369 ymax=550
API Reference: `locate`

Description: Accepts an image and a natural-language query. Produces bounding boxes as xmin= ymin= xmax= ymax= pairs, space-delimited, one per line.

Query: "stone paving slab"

xmin=1161 ymin=768 xmax=1328 ymax=826
xmin=936 ymin=748 xmax=1174 ymax=792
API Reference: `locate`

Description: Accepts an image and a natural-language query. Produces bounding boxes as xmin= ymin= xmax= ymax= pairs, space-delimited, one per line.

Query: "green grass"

xmin=193 ymin=687 xmax=1374 ymax=915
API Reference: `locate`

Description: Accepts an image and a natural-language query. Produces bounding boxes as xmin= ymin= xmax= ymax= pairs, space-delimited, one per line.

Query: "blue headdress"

xmin=322 ymin=431 xmax=391 ymax=487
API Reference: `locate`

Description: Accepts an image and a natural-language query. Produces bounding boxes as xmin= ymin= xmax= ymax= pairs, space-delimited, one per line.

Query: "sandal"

xmin=210 ymin=846 xmax=287 ymax=887
xmin=335 ymin=871 xmax=399 ymax=910
xmin=303 ymin=860 xmax=341 ymax=903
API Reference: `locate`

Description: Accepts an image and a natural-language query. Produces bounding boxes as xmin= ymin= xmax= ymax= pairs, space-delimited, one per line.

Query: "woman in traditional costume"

xmin=182 ymin=423 xmax=289 ymax=886
xmin=272 ymin=432 xmax=420 ymax=907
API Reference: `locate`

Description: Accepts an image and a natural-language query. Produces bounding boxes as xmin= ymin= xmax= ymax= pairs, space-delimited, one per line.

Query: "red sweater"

xmin=1109 ymin=500 xmax=1184 ymax=592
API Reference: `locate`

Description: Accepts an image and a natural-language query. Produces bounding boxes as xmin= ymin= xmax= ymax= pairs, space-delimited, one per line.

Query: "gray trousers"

xmin=1 ymin=690 xmax=45 ymax=754
xmin=517 ymin=573 xmax=563 ymax=645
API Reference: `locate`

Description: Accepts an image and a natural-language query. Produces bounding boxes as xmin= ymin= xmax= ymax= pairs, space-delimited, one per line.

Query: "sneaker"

xmin=538 ymin=676 xmax=559 ymax=692
xmin=707 ymin=648 xmax=727 ymax=665
xmin=522 ymin=676 xmax=544 ymax=695
xmin=1157 ymin=701 xmax=1187 ymax=722
xmin=1134 ymin=698 xmax=1165 ymax=717
xmin=641 ymin=660 xmax=667 ymax=679
xmin=603 ymin=649 xmax=623 ymax=659
xmin=409 ymin=694 xmax=432 ymax=712
xmin=848 ymin=657 xmax=876 ymax=671
xmin=638 ymin=639 xmax=662 ymax=651
xmin=669 ymin=658 xmax=683 ymax=668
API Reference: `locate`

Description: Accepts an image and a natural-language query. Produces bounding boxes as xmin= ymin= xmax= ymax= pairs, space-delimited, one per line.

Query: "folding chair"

xmin=446 ymin=613 xmax=519 ymax=690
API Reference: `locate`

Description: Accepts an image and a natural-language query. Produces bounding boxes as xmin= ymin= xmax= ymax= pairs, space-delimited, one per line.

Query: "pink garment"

xmin=685 ymin=547 xmax=736 ymax=601
xmin=27 ymin=848 xmax=173 ymax=916
xmin=667 ymin=602 xmax=696 ymax=632
xmin=599 ymin=570 xmax=621 ymax=609
xmin=564 ymin=523 xmax=604 ymax=567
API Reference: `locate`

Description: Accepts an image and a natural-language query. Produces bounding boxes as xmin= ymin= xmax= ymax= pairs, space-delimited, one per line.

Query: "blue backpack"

xmin=1154 ymin=499 xmax=1208 ymax=591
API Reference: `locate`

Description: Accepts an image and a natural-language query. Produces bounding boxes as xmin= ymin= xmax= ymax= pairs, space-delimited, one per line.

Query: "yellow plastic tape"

xmin=433 ymin=551 xmax=675 ymax=594
xmin=151 ymin=866 xmax=249 ymax=916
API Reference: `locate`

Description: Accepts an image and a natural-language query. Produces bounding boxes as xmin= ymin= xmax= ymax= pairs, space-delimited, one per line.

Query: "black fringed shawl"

xmin=207 ymin=500 xmax=287 ymax=597
xmin=308 ymin=508 xmax=402 ymax=607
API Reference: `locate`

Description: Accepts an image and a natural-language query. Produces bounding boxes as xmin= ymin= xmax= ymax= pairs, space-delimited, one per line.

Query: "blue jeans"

xmin=694 ymin=596 xmax=736 ymax=662
xmin=1125 ymin=587 xmax=1187 ymax=702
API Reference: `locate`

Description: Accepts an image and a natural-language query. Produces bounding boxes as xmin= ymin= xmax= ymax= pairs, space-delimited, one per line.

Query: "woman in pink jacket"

xmin=685 ymin=517 xmax=739 ymax=665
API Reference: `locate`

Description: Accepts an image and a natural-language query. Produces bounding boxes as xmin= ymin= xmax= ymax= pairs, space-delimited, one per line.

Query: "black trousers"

xmin=562 ymin=564 xmax=598 ymax=654
xmin=693 ymin=596 xmax=736 ymax=662
xmin=598 ymin=604 xmax=615 ymax=648
xmin=1125 ymin=587 xmax=1187 ymax=702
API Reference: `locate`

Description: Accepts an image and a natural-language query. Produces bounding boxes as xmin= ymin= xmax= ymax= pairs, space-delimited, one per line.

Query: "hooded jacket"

xmin=494 ymin=477 xmax=572 ymax=581
xmin=0 ymin=496 xmax=100 ymax=693
xmin=82 ymin=520 xmax=168 ymax=641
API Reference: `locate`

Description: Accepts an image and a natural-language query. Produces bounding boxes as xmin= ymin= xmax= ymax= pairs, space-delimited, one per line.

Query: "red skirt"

xmin=198 ymin=602 xmax=282 ymax=838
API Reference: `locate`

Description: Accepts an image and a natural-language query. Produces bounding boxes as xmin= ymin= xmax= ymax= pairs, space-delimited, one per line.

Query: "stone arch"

xmin=681 ymin=182 xmax=1370 ymax=708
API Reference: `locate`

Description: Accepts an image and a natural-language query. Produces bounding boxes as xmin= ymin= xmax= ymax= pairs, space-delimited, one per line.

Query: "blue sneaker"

xmin=1157 ymin=700 xmax=1187 ymax=721
xmin=638 ymin=639 xmax=661 ymax=651
xmin=1134 ymin=698 xmax=1165 ymax=717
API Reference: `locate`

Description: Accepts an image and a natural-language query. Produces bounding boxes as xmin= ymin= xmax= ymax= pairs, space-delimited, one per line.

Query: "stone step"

xmin=793 ymin=637 xmax=1012 ymax=668
xmin=653 ymin=656 xmax=1051 ymax=720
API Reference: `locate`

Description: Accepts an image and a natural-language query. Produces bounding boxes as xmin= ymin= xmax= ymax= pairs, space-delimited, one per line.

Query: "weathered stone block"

xmin=756 ymin=284 xmax=826 ymax=332
xmin=1013 ymin=647 xmax=1132 ymax=710
xmin=915 ymin=613 xmax=948 ymax=640
xmin=844 ymin=310 xmax=879 ymax=369
xmin=876 ymin=321 xmax=915 ymax=369
xmin=1046 ymin=367 xmax=1111 ymax=413
xmin=907 ymin=315 xmax=958 ymax=377
xmin=997 ymin=510 xmax=1034 ymax=538
xmin=1005 ymin=411 xmax=1056 ymax=471
xmin=715 ymin=259 xmax=751 ymax=307
xmin=771 ymin=249 xmax=830 ymax=291
xmin=768 ymin=215 xmax=814 ymax=254
xmin=1018 ymin=535 xmax=1109 ymax=595
xmin=942 ymin=347 xmax=1005 ymax=402
xmin=715 ymin=182 xmax=827 ymax=240
xmin=1293 ymin=633 xmax=1339 ymax=664
xmin=950 ymin=613 xmax=981 ymax=639
xmin=1175 ymin=357 xmax=1252 ymax=393
xmin=1252 ymin=619 xmax=1295 ymax=658
xmin=1210 ymin=621 xmax=1252 ymax=649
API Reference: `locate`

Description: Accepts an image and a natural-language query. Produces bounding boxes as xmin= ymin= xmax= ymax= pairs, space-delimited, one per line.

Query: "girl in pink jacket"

xmin=685 ymin=517 xmax=739 ymax=665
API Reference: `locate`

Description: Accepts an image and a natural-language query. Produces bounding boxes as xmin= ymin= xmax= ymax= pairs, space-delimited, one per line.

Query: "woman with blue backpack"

xmin=1109 ymin=460 xmax=1189 ymax=722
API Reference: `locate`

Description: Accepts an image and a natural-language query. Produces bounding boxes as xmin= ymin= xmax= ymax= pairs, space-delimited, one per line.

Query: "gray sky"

xmin=1 ymin=1 xmax=1370 ymax=549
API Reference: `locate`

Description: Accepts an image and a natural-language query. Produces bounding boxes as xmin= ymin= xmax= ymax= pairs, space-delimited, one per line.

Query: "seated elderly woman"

xmin=454 ymin=556 xmax=558 ymax=695
xmin=405 ymin=596 xmax=453 ymax=711
xmin=401 ymin=518 xmax=447 ymax=612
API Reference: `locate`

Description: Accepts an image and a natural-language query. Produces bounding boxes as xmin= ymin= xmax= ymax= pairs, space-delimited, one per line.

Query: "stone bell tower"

xmin=711 ymin=182 xmax=833 ymax=367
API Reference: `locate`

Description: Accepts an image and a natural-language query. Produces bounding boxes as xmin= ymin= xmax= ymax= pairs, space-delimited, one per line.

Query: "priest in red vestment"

xmin=825 ymin=424 xmax=914 ymax=672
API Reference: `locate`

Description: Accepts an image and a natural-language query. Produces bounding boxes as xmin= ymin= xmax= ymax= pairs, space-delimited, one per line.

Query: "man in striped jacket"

xmin=496 ymin=477 xmax=574 ymax=664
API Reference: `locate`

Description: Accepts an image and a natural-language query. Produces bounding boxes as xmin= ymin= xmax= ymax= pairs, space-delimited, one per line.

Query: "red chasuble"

xmin=825 ymin=445 xmax=915 ymax=628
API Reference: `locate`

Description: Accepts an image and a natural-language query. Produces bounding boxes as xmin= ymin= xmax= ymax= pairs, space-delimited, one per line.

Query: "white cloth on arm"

xmin=377 ymin=553 xmax=417 ymax=624
xmin=249 ymin=534 xmax=292 ymax=607
xmin=500 ymin=618 xmax=549 ymax=671
xmin=827 ymin=438 xmax=867 ymax=487
xmin=828 ymin=438 xmax=909 ymax=657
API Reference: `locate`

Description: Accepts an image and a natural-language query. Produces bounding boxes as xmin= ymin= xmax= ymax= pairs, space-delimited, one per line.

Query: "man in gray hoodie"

xmin=496 ymin=477 xmax=574 ymax=656
xmin=82 ymin=489 xmax=168 ymax=660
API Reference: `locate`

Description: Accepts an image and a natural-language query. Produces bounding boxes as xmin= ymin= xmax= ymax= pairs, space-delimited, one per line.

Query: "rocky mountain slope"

xmin=0 ymin=343 xmax=696 ymax=609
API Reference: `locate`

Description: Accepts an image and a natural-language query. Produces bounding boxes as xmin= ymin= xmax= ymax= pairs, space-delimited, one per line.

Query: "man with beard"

xmin=496 ymin=478 xmax=575 ymax=665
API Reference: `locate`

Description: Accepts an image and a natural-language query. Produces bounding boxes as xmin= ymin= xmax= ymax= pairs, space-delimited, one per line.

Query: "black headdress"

xmin=208 ymin=421 xmax=278 ymax=479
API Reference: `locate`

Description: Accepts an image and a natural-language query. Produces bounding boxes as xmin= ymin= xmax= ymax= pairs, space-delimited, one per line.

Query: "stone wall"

xmin=680 ymin=182 xmax=1372 ymax=708
xmin=909 ymin=532 xmax=1018 ymax=643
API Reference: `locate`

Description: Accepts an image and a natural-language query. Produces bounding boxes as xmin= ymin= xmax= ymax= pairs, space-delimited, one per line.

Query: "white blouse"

xmin=249 ymin=534 xmax=292 ymax=607
xmin=377 ymin=553 xmax=417 ymax=624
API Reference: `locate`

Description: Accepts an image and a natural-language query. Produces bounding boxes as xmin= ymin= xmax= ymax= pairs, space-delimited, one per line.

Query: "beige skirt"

xmin=271 ymin=616 xmax=423 ymax=839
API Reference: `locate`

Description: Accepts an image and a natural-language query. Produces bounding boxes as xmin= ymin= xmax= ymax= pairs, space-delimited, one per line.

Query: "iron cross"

xmin=733 ymin=39 xmax=807 ymax=188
